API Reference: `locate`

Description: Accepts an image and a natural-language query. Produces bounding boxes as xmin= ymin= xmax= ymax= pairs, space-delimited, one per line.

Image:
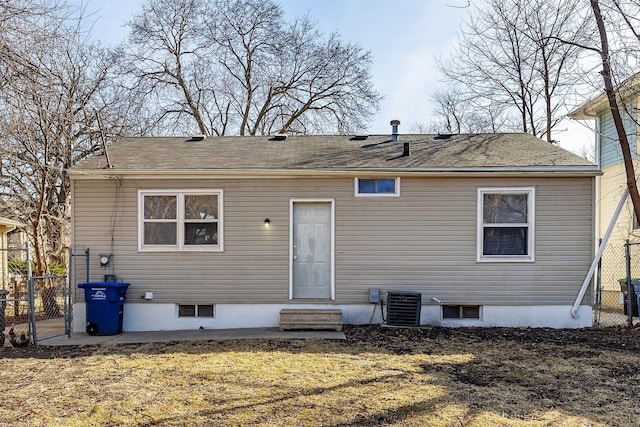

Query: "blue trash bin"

xmin=78 ymin=282 xmax=130 ymax=336
xmin=618 ymin=279 xmax=639 ymax=317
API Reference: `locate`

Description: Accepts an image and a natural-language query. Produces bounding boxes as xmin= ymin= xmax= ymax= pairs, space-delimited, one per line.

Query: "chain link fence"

xmin=1 ymin=243 xmax=72 ymax=347
xmin=1 ymin=245 xmax=32 ymax=347
xmin=30 ymin=275 xmax=69 ymax=342
xmin=594 ymin=238 xmax=640 ymax=327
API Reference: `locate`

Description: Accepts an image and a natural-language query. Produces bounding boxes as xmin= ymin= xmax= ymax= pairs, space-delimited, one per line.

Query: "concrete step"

xmin=279 ymin=309 xmax=343 ymax=332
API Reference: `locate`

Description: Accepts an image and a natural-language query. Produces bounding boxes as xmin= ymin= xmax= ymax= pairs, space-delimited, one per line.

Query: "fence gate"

xmin=30 ymin=274 xmax=71 ymax=344
xmin=1 ymin=242 xmax=74 ymax=347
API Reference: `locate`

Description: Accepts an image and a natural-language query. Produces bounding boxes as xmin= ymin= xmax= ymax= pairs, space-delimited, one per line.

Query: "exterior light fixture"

xmin=264 ymin=219 xmax=271 ymax=229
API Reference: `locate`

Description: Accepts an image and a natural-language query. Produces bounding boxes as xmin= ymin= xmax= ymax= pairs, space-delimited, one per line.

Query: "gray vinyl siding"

xmin=71 ymin=175 xmax=595 ymax=306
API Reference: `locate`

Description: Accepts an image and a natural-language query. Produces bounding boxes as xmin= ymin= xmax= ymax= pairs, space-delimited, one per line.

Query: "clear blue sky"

xmin=73 ymin=0 xmax=592 ymax=153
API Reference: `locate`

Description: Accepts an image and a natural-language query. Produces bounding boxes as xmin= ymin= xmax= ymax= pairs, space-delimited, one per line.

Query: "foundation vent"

xmin=387 ymin=291 xmax=421 ymax=326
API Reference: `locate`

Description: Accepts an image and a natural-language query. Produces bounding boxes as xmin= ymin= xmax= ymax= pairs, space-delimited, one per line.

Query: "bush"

xmin=8 ymin=259 xmax=66 ymax=276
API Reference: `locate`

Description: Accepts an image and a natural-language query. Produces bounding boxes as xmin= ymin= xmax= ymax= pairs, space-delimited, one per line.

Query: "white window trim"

xmin=138 ymin=189 xmax=224 ymax=252
xmin=354 ymin=177 xmax=401 ymax=197
xmin=477 ymin=187 xmax=535 ymax=263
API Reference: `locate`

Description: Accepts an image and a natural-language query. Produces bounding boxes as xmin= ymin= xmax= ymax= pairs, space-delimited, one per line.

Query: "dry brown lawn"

xmin=1 ymin=325 xmax=639 ymax=426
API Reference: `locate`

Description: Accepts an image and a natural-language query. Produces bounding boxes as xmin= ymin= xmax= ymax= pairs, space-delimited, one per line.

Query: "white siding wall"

xmin=71 ymin=175 xmax=595 ymax=310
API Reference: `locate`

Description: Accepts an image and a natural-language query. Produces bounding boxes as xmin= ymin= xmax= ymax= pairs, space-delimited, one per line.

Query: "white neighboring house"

xmin=0 ymin=217 xmax=26 ymax=291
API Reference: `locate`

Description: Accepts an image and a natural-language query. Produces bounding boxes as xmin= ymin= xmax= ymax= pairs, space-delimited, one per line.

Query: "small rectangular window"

xmin=442 ymin=305 xmax=460 ymax=319
xmin=355 ymin=178 xmax=400 ymax=197
xmin=178 ymin=304 xmax=196 ymax=317
xmin=462 ymin=305 xmax=480 ymax=319
xmin=178 ymin=304 xmax=214 ymax=318
xmin=442 ymin=305 xmax=481 ymax=319
xmin=197 ymin=305 xmax=214 ymax=317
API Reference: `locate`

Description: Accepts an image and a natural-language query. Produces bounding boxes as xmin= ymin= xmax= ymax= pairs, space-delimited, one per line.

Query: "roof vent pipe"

xmin=390 ymin=120 xmax=400 ymax=141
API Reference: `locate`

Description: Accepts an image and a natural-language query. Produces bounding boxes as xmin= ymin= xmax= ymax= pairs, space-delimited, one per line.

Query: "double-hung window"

xmin=477 ymin=187 xmax=534 ymax=262
xmin=139 ymin=190 xmax=223 ymax=251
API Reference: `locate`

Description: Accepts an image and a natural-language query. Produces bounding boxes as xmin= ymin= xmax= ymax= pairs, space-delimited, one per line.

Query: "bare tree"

xmin=428 ymin=86 xmax=519 ymax=134
xmin=0 ymin=3 xmax=143 ymax=276
xmin=429 ymin=87 xmax=468 ymax=133
xmin=125 ymin=0 xmax=213 ymax=135
xmin=589 ymin=0 xmax=640 ymax=220
xmin=437 ymin=0 xmax=588 ymax=141
xmin=124 ymin=0 xmax=382 ymax=136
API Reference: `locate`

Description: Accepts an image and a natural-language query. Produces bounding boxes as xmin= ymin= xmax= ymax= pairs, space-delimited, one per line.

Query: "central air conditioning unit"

xmin=386 ymin=291 xmax=421 ymax=326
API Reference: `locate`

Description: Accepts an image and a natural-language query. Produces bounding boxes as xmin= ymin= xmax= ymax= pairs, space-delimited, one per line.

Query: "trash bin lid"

xmin=78 ymin=282 xmax=130 ymax=288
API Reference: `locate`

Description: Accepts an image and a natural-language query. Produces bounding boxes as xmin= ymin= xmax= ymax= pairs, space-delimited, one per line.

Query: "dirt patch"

xmin=1 ymin=325 xmax=639 ymax=426
xmin=345 ymin=324 xmax=640 ymax=354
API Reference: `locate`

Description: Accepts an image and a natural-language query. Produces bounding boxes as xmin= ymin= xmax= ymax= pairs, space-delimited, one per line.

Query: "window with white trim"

xmin=355 ymin=177 xmax=400 ymax=196
xmin=139 ymin=190 xmax=223 ymax=251
xmin=478 ymin=187 xmax=534 ymax=262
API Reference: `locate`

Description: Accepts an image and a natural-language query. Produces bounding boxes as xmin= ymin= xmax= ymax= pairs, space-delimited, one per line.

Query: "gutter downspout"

xmin=572 ymin=187 xmax=629 ymax=318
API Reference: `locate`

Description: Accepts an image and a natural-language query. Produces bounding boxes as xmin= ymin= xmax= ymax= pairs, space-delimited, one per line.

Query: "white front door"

xmin=291 ymin=201 xmax=333 ymax=299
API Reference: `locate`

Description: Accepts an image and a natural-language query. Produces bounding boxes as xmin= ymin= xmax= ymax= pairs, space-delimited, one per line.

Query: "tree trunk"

xmin=591 ymin=0 xmax=640 ymax=222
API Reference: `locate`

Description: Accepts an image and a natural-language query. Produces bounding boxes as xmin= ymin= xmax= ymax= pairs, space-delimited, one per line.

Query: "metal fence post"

xmin=85 ymin=247 xmax=90 ymax=283
xmin=0 ymin=289 xmax=7 ymax=346
xmin=594 ymin=239 xmax=603 ymax=327
xmin=67 ymin=247 xmax=72 ymax=337
xmin=26 ymin=242 xmax=38 ymax=345
xmin=625 ymin=239 xmax=633 ymax=327
xmin=67 ymin=246 xmax=91 ymax=338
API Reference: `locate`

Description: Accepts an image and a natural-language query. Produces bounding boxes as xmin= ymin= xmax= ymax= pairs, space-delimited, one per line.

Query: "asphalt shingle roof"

xmin=71 ymin=133 xmax=596 ymax=173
